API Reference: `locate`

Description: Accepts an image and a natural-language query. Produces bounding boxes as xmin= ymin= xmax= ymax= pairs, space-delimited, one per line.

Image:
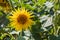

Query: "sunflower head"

xmin=17 ymin=14 xmax=28 ymax=24
xmin=9 ymin=8 xmax=34 ymax=31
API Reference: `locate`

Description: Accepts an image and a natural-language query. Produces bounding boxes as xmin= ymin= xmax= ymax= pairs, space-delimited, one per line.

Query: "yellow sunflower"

xmin=9 ymin=8 xmax=34 ymax=31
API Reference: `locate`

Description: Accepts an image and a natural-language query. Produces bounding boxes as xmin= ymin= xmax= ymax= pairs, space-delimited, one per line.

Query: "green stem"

xmin=19 ymin=31 xmax=22 ymax=40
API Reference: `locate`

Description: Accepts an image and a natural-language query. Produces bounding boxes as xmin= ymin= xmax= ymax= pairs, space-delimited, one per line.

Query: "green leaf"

xmin=38 ymin=0 xmax=46 ymax=5
xmin=54 ymin=4 xmax=59 ymax=10
xmin=25 ymin=4 xmax=35 ymax=11
xmin=0 ymin=11 xmax=3 ymax=16
xmin=13 ymin=0 xmax=18 ymax=2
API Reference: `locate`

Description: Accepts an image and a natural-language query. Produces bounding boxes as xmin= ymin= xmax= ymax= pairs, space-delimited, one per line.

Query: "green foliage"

xmin=0 ymin=11 xmax=3 ymax=16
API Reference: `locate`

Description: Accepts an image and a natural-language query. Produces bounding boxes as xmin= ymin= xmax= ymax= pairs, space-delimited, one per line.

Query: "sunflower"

xmin=9 ymin=8 xmax=34 ymax=31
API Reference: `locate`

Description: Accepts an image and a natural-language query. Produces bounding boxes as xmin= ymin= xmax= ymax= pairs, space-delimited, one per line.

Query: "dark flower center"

xmin=17 ymin=14 xmax=28 ymax=24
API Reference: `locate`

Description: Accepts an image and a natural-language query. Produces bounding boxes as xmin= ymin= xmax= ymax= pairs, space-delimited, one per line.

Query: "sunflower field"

xmin=0 ymin=0 xmax=60 ymax=40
